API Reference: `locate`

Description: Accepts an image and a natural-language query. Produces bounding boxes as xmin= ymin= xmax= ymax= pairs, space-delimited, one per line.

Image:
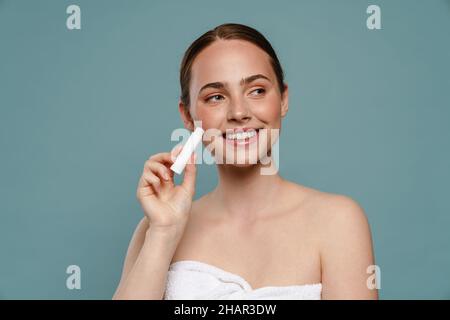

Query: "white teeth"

xmin=225 ymin=130 xmax=257 ymax=140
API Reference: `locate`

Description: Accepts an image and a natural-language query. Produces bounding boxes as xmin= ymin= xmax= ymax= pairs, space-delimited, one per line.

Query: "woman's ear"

xmin=280 ymin=84 xmax=289 ymax=118
xmin=178 ymin=101 xmax=195 ymax=131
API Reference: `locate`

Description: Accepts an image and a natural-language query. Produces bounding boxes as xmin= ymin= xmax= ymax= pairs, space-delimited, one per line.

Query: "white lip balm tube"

xmin=170 ymin=126 xmax=205 ymax=175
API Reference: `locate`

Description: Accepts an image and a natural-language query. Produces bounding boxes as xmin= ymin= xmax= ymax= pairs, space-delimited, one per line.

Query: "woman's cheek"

xmin=253 ymin=100 xmax=282 ymax=126
xmin=192 ymin=106 xmax=219 ymax=150
xmin=195 ymin=104 xmax=223 ymax=128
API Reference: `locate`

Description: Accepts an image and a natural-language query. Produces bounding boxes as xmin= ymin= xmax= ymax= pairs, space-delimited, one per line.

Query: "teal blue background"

xmin=1 ymin=0 xmax=449 ymax=299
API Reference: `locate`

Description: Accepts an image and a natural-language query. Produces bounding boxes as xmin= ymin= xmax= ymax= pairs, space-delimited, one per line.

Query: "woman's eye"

xmin=205 ymin=94 xmax=224 ymax=103
xmin=250 ymin=88 xmax=266 ymax=96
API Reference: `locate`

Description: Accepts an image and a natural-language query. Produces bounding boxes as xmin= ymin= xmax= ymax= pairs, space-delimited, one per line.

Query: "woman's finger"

xmin=149 ymin=149 xmax=180 ymax=165
xmin=141 ymin=171 xmax=162 ymax=193
xmin=145 ymin=160 xmax=173 ymax=183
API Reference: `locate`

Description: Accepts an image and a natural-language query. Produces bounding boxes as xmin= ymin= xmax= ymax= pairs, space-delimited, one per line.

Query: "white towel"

xmin=163 ymin=260 xmax=322 ymax=300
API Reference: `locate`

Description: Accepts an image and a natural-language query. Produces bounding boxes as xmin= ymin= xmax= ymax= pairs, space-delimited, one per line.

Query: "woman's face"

xmin=184 ymin=39 xmax=288 ymax=166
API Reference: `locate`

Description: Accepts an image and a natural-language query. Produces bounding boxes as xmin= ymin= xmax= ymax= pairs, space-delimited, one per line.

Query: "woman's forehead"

xmin=190 ymin=40 xmax=274 ymax=89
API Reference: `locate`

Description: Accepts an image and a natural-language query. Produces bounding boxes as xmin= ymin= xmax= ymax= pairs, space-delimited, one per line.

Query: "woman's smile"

xmin=221 ymin=127 xmax=261 ymax=147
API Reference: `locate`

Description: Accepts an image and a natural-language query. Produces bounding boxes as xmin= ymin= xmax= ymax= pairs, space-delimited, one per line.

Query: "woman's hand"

xmin=136 ymin=145 xmax=197 ymax=237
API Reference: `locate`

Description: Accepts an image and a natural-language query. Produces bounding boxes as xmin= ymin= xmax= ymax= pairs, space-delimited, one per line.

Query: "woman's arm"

xmin=113 ymin=217 xmax=180 ymax=300
xmin=319 ymin=195 xmax=379 ymax=299
xmin=113 ymin=148 xmax=197 ymax=299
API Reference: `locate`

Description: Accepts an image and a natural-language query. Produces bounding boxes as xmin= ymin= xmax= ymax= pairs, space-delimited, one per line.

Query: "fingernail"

xmin=163 ymin=173 xmax=169 ymax=180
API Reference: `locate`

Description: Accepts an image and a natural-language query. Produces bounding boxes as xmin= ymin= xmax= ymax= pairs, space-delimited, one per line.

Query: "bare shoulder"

xmin=308 ymin=190 xmax=374 ymax=260
xmin=190 ymin=191 xmax=226 ymax=218
xmin=287 ymin=182 xmax=377 ymax=298
xmin=314 ymin=191 xmax=370 ymax=240
xmin=190 ymin=193 xmax=211 ymax=217
xmin=184 ymin=193 xmax=216 ymax=227
xmin=286 ymin=181 xmax=369 ymax=231
xmin=283 ymin=180 xmax=372 ymax=249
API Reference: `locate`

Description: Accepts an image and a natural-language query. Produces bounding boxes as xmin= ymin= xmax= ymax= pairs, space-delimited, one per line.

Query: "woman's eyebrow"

xmin=198 ymin=74 xmax=271 ymax=95
xmin=240 ymin=74 xmax=271 ymax=86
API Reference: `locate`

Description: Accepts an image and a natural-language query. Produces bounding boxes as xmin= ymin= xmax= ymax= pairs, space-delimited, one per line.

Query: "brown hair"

xmin=179 ymin=23 xmax=286 ymax=108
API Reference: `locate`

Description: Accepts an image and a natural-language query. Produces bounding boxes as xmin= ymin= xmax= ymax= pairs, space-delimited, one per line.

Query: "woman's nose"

xmin=227 ymin=97 xmax=251 ymax=122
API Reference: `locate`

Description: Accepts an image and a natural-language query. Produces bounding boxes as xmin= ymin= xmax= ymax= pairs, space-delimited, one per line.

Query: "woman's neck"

xmin=210 ymin=159 xmax=285 ymax=221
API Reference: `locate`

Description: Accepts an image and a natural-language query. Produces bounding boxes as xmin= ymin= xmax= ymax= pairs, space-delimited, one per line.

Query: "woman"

xmin=113 ymin=23 xmax=378 ymax=300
